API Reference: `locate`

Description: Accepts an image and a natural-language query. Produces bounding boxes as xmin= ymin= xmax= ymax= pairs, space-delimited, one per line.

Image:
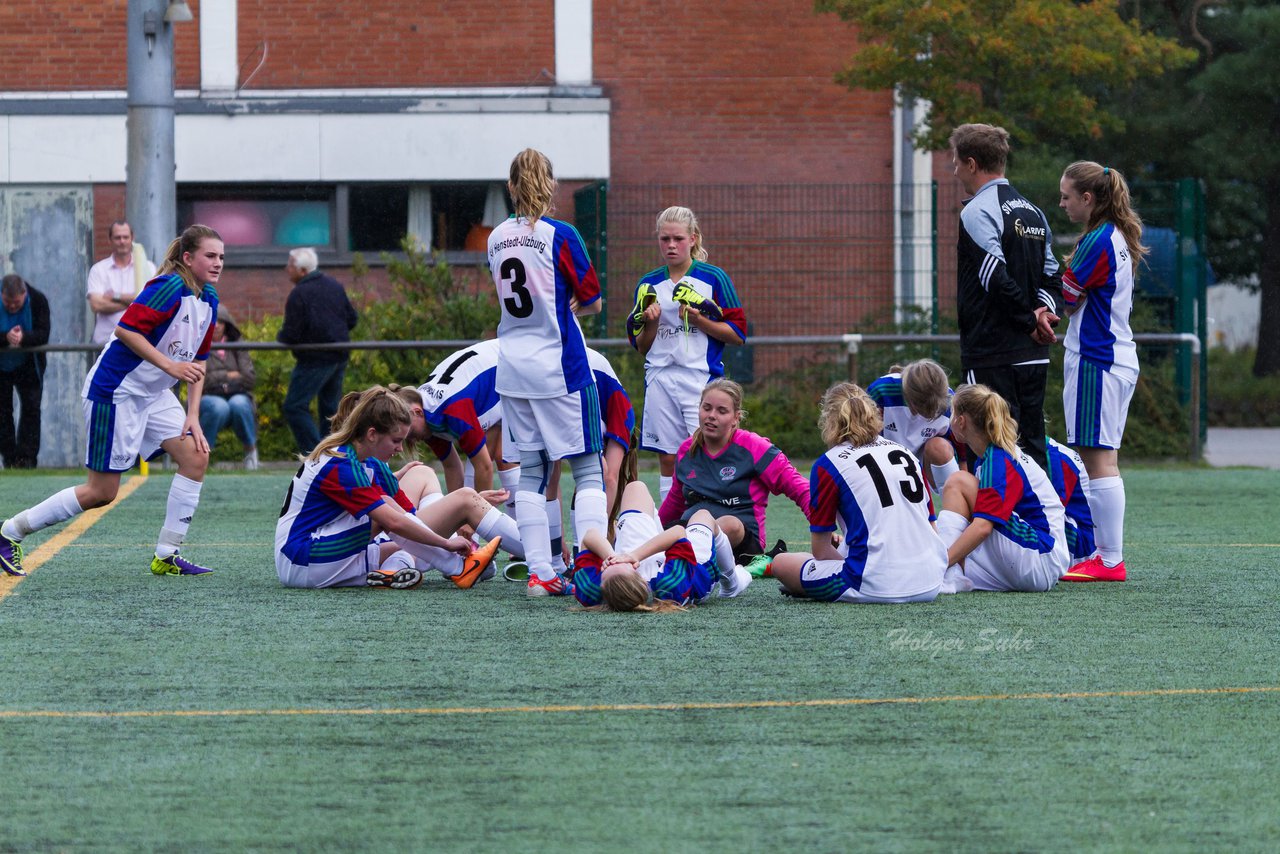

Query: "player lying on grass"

xmin=866 ymin=358 xmax=962 ymax=492
xmin=2 ymin=225 xmax=224 ymax=578
xmin=570 ymin=480 xmax=752 ymax=612
xmin=771 ymin=382 xmax=949 ymax=604
xmin=274 ymin=386 xmax=522 ymax=590
xmin=935 ymin=384 xmax=1069 ymax=592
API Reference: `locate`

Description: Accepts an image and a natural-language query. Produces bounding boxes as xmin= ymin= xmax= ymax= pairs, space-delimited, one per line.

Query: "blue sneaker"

xmin=0 ymin=531 xmax=25 ymax=577
xmin=150 ymin=553 xmax=214 ymax=577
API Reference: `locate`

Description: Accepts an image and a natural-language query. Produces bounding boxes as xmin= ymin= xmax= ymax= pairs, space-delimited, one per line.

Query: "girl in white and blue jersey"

xmin=1056 ymin=161 xmax=1148 ymax=583
xmin=489 ymin=148 xmax=606 ymax=597
xmin=866 ymin=359 xmax=961 ymax=491
xmin=627 ymin=206 xmax=747 ymax=506
xmin=1 ymin=225 xmax=223 ymax=579
xmin=936 ymin=384 xmax=1068 ymax=592
xmin=771 ymin=383 xmax=947 ymax=604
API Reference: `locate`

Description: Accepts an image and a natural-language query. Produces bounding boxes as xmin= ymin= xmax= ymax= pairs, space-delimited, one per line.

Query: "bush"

xmin=1208 ymin=347 xmax=1280 ymax=426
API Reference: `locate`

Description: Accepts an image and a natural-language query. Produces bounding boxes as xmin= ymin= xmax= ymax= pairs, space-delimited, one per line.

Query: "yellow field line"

xmin=1 ymin=685 xmax=1277 ymax=721
xmin=0 ymin=475 xmax=148 ymax=602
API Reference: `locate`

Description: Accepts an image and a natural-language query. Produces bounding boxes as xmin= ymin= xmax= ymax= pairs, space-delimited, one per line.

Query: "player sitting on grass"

xmin=275 ymin=386 xmax=520 ymax=590
xmin=771 ymin=382 xmax=949 ymax=604
xmin=935 ymin=384 xmax=1069 ymax=592
xmin=866 ymin=358 xmax=961 ymax=492
xmin=570 ymin=480 xmax=751 ymax=612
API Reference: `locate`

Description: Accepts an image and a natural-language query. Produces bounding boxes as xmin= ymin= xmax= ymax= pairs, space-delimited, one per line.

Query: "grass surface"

xmin=2 ymin=467 xmax=1278 ymax=851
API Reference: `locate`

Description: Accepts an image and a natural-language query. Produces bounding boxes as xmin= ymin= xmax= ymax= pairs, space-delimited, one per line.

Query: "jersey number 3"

xmin=501 ymin=258 xmax=533 ymax=319
xmin=856 ymin=450 xmax=925 ymax=508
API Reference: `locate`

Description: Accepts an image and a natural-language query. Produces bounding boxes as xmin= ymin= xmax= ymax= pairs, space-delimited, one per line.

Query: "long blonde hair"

xmin=655 ymin=206 xmax=708 ymax=262
xmin=308 ymin=386 xmax=411 ymax=463
xmin=509 ymin=148 xmax=556 ymax=223
xmin=818 ymin=382 xmax=882 ymax=448
xmin=893 ymin=359 xmax=951 ymax=419
xmin=689 ymin=378 xmax=747 ymax=455
xmin=951 ymin=384 xmax=1019 ymax=456
xmin=598 ymin=570 xmax=686 ymax=613
xmin=157 ymin=224 xmax=222 ymax=294
xmin=388 ymin=384 xmax=425 ymax=456
xmin=1061 ymin=161 xmax=1149 ymax=262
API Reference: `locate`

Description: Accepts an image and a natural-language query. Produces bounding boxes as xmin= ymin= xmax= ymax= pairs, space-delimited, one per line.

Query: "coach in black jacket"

xmin=949 ymin=123 xmax=1061 ymax=469
xmin=0 ymin=275 xmax=51 ymax=468
xmin=277 ymin=248 xmax=359 ymax=454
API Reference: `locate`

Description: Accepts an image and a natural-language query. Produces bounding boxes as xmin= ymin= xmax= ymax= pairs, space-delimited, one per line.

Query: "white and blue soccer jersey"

xmin=418 ymin=339 xmax=502 ymax=459
xmin=806 ymin=438 xmax=947 ymax=600
xmin=1063 ymin=222 xmax=1139 ymax=383
xmin=275 ymin=447 xmax=414 ymax=568
xmin=866 ymin=372 xmax=953 ymax=460
xmin=586 ymin=347 xmax=635 ymax=452
xmin=628 ymin=261 xmax=747 ymax=376
xmin=489 ymin=215 xmax=600 ymax=399
xmin=1045 ymin=438 xmax=1095 ymax=561
xmin=973 ymin=446 xmax=1065 ymax=555
xmin=570 ymin=538 xmax=716 ymax=608
xmin=83 ymin=273 xmax=217 ymax=403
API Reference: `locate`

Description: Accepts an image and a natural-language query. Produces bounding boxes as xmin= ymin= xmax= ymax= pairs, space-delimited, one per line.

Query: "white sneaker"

xmin=939 ymin=565 xmax=974 ymax=594
xmin=716 ymin=564 xmax=753 ymax=598
xmin=244 ymin=449 xmax=260 ymax=471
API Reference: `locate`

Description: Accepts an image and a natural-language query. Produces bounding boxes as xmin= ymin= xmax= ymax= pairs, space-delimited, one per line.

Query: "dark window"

xmin=349 ymin=184 xmax=410 ymax=252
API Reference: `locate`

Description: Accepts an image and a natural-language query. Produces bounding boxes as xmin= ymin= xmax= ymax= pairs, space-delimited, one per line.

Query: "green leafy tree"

xmin=816 ymin=0 xmax=1195 ymax=148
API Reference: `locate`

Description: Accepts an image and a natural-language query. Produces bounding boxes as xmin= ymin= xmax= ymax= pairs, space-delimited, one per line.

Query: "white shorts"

xmin=614 ymin=508 xmax=665 ymax=580
xmin=502 ymin=386 xmax=603 ymax=461
xmin=800 ymin=558 xmax=941 ymax=603
xmin=276 ymin=518 xmax=379 ymax=589
xmin=1063 ymin=351 xmax=1136 ymax=450
xmin=937 ymin=510 xmax=1063 ymax=592
xmin=84 ymin=392 xmax=186 ymax=473
xmin=641 ymin=367 xmax=708 ymax=454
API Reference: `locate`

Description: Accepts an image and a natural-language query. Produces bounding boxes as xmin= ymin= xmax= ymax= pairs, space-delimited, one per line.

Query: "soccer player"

xmin=866 ymin=359 xmax=961 ymax=491
xmin=1056 ymin=161 xmax=1146 ymax=583
xmin=658 ymin=378 xmax=810 ymax=574
xmin=771 ymin=383 xmax=948 ymax=604
xmin=1 ymin=225 xmax=224 ymax=578
xmin=489 ymin=148 xmax=606 ymax=597
xmin=935 ymin=384 xmax=1069 ymax=592
xmin=1046 ymin=437 xmax=1096 ymax=564
xmin=627 ymin=206 xmax=747 ymax=506
xmin=275 ymin=386 xmax=512 ymax=590
xmin=571 ymin=481 xmax=751 ymax=611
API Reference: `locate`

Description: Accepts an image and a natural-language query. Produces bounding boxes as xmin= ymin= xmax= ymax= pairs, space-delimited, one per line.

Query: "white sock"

xmin=390 ymin=533 xmax=463 ymax=576
xmin=156 ymin=474 xmax=202 ymax=558
xmin=546 ymin=497 xmax=564 ymax=569
xmin=5 ymin=488 xmax=84 ymax=540
xmin=1089 ymin=476 xmax=1126 ymax=566
xmin=713 ymin=530 xmax=736 ymax=581
xmin=463 ymin=458 xmax=475 ymax=490
xmin=935 ymin=510 xmax=967 ymax=559
xmin=499 ymin=466 xmax=521 ymax=515
xmin=931 ymin=458 xmax=960 ymax=492
xmin=572 ymin=488 xmax=608 ymax=551
xmin=379 ymin=550 xmax=416 ymax=574
xmin=659 ymin=475 xmax=673 ymax=506
xmin=476 ymin=507 xmax=523 ymax=558
xmin=516 ymin=491 xmax=554 ymax=581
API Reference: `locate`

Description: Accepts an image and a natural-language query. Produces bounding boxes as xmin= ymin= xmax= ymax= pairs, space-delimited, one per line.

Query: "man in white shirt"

xmin=86 ymin=221 xmax=155 ymax=346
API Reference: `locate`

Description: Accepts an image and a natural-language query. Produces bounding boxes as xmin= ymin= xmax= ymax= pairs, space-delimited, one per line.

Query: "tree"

xmin=816 ymin=0 xmax=1195 ymax=148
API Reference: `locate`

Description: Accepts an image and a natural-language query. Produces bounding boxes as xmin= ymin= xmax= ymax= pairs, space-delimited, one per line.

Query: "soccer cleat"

xmin=670 ymin=282 xmax=723 ymax=321
xmin=526 ymin=572 xmax=575 ymax=597
xmin=1060 ymin=555 xmax=1126 ymax=582
xmin=627 ymin=282 xmax=658 ymax=333
xmin=367 ymin=567 xmax=424 ymax=590
xmin=450 ymin=536 xmax=501 ymax=590
xmin=150 ymin=553 xmax=214 ymax=577
xmin=743 ymin=553 xmax=772 ymax=578
xmin=503 ymin=561 xmax=530 ymax=582
xmin=0 ymin=531 xmax=26 ymax=577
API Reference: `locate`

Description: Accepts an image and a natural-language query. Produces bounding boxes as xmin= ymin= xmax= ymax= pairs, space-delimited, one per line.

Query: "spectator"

xmin=87 ymin=221 xmax=154 ymax=346
xmin=199 ymin=305 xmax=259 ymax=470
xmin=277 ymin=247 xmax=358 ymax=454
xmin=949 ymin=123 xmax=1061 ymax=469
xmin=0 ymin=275 xmax=50 ymax=469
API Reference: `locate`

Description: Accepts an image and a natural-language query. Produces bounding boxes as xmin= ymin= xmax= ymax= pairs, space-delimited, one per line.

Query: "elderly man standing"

xmin=0 ymin=275 xmax=51 ymax=469
xmin=86 ymin=221 xmax=154 ymax=346
xmin=277 ymin=248 xmax=358 ymax=453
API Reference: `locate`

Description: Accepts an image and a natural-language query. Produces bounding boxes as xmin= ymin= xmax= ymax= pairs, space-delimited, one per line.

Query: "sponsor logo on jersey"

xmin=921 ymin=427 xmax=938 ymax=438
xmin=719 ymin=465 xmax=737 ymax=480
xmin=1014 ymin=218 xmax=1046 ymax=240
xmin=885 ymin=421 xmax=898 ymax=432
xmin=167 ymin=341 xmax=196 ymax=361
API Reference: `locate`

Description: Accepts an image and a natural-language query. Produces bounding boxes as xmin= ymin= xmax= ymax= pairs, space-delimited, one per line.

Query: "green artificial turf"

xmin=1 ymin=467 xmax=1278 ymax=850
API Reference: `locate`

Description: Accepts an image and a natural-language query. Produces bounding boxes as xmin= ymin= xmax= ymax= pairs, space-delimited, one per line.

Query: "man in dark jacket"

xmin=950 ymin=123 xmax=1062 ymax=469
xmin=0 ymin=275 xmax=51 ymax=468
xmin=277 ymin=248 xmax=359 ymax=453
